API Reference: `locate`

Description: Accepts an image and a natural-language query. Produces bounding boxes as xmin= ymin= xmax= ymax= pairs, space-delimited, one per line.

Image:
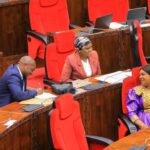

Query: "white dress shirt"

xmin=81 ymin=59 xmax=92 ymax=77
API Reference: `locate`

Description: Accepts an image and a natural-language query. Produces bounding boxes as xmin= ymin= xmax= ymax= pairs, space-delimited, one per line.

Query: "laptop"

xmin=126 ymin=7 xmax=147 ymax=25
xmin=76 ymin=14 xmax=112 ymax=37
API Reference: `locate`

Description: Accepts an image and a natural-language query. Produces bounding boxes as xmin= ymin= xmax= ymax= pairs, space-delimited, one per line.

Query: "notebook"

xmin=126 ymin=7 xmax=147 ymax=25
xmin=76 ymin=14 xmax=112 ymax=37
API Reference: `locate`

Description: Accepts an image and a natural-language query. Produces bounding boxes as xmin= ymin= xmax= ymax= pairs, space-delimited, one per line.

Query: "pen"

xmin=38 ymin=82 xmax=42 ymax=89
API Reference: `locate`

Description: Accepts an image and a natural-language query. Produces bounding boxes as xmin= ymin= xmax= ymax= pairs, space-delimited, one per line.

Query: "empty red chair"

xmin=130 ymin=20 xmax=150 ymax=66
xmin=88 ymin=0 xmax=129 ymax=23
xmin=118 ymin=67 xmax=140 ymax=139
xmin=49 ymin=93 xmax=113 ymax=150
xmin=44 ymin=31 xmax=76 ymax=83
xmin=27 ymin=67 xmax=46 ymax=88
xmin=28 ymin=0 xmax=70 ymax=59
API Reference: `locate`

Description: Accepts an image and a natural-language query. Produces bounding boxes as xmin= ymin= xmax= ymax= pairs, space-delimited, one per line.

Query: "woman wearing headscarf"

xmin=127 ymin=64 xmax=150 ymax=129
xmin=61 ymin=36 xmax=101 ymax=82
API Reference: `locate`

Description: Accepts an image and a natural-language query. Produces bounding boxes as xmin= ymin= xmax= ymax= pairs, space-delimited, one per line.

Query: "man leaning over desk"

xmin=0 ymin=56 xmax=43 ymax=107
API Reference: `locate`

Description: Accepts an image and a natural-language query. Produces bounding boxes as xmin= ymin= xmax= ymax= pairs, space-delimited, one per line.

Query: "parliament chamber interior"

xmin=0 ymin=0 xmax=150 ymax=150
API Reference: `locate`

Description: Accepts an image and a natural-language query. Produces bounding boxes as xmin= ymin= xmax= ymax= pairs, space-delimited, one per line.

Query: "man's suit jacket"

xmin=0 ymin=64 xmax=37 ymax=107
xmin=61 ymin=50 xmax=101 ymax=82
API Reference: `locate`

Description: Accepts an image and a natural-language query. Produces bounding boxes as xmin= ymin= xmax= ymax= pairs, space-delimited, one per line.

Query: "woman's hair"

xmin=74 ymin=36 xmax=91 ymax=51
xmin=141 ymin=64 xmax=150 ymax=75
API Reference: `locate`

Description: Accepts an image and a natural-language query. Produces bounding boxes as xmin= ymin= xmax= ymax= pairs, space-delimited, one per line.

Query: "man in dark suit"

xmin=0 ymin=56 xmax=43 ymax=107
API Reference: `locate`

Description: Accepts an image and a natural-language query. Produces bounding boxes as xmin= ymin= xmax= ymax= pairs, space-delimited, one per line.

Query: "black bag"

xmin=51 ymin=82 xmax=76 ymax=94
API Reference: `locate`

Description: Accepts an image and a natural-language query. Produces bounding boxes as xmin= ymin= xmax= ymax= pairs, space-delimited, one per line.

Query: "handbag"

xmin=51 ymin=82 xmax=76 ymax=94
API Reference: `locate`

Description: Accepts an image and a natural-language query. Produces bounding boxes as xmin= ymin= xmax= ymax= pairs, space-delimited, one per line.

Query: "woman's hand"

xmin=134 ymin=119 xmax=149 ymax=130
xmin=140 ymin=124 xmax=149 ymax=130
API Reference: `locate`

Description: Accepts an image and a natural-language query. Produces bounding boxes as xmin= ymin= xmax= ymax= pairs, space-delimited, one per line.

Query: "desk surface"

xmin=104 ymin=128 xmax=150 ymax=150
xmin=0 ymin=77 xmax=122 ymax=150
xmin=0 ymin=102 xmax=52 ymax=150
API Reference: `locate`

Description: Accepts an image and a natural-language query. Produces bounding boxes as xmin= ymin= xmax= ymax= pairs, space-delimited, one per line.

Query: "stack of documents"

xmin=20 ymin=92 xmax=57 ymax=105
xmin=95 ymin=71 xmax=132 ymax=84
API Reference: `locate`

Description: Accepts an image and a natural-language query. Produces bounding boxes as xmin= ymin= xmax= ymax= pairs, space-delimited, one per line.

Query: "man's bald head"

xmin=19 ymin=56 xmax=36 ymax=66
xmin=18 ymin=56 xmax=36 ymax=77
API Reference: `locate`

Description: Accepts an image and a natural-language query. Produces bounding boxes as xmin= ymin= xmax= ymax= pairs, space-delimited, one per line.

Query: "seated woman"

xmin=127 ymin=65 xmax=150 ymax=130
xmin=61 ymin=36 xmax=101 ymax=82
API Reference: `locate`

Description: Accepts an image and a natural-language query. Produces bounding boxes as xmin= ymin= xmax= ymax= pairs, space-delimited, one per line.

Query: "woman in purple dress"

xmin=127 ymin=65 xmax=150 ymax=130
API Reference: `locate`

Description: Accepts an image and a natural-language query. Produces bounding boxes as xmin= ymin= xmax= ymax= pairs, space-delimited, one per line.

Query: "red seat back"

xmin=113 ymin=0 xmax=129 ymax=23
xmin=122 ymin=76 xmax=136 ymax=114
xmin=28 ymin=0 xmax=70 ymax=59
xmin=135 ymin=20 xmax=147 ymax=66
xmin=50 ymin=94 xmax=89 ymax=150
xmin=45 ymin=31 xmax=75 ymax=82
xmin=29 ymin=0 xmax=69 ymax=34
xmin=27 ymin=67 xmax=49 ymax=88
xmin=148 ymin=0 xmax=150 ymax=14
xmin=132 ymin=66 xmax=141 ymax=84
xmin=88 ymin=0 xmax=129 ymax=23
xmin=122 ymin=67 xmax=140 ymax=114
xmin=119 ymin=67 xmax=140 ymax=139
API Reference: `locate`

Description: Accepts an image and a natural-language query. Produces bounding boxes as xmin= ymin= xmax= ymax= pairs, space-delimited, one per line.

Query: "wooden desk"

xmin=89 ymin=25 xmax=150 ymax=74
xmin=0 ymin=102 xmax=52 ymax=150
xmin=104 ymin=128 xmax=150 ymax=150
xmin=0 ymin=79 xmax=122 ymax=149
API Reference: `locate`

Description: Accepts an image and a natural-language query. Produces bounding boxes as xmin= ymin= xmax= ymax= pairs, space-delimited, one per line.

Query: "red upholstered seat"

xmin=50 ymin=93 xmax=113 ymax=150
xmin=27 ymin=67 xmax=48 ymax=88
xmin=118 ymin=67 xmax=140 ymax=139
xmin=88 ymin=0 xmax=129 ymax=23
xmin=28 ymin=0 xmax=70 ymax=59
xmin=45 ymin=31 xmax=75 ymax=82
xmin=135 ymin=21 xmax=147 ymax=66
xmin=130 ymin=20 xmax=148 ymax=66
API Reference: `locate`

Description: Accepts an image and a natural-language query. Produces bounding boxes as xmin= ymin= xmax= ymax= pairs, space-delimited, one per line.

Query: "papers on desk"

xmin=20 ymin=92 xmax=56 ymax=105
xmin=109 ymin=22 xmax=128 ymax=29
xmin=4 ymin=119 xmax=16 ymax=128
xmin=20 ymin=98 xmax=53 ymax=106
xmin=95 ymin=71 xmax=132 ymax=84
xmin=140 ymin=23 xmax=150 ymax=28
xmin=72 ymin=79 xmax=91 ymax=88
xmin=35 ymin=92 xmax=57 ymax=100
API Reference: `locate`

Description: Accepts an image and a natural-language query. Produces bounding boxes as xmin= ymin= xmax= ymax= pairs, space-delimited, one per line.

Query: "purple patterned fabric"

xmin=126 ymin=88 xmax=150 ymax=126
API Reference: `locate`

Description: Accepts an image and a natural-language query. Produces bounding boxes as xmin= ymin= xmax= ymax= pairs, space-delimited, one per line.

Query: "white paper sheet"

xmin=95 ymin=71 xmax=132 ymax=84
xmin=35 ymin=92 xmax=57 ymax=100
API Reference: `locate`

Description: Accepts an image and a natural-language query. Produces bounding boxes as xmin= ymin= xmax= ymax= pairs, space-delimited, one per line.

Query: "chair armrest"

xmin=69 ymin=23 xmax=81 ymax=29
xmin=86 ymin=135 xmax=113 ymax=146
xmin=145 ymin=56 xmax=150 ymax=63
xmin=85 ymin=21 xmax=94 ymax=26
xmin=146 ymin=14 xmax=150 ymax=19
xmin=27 ymin=30 xmax=48 ymax=45
xmin=119 ymin=114 xmax=137 ymax=134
